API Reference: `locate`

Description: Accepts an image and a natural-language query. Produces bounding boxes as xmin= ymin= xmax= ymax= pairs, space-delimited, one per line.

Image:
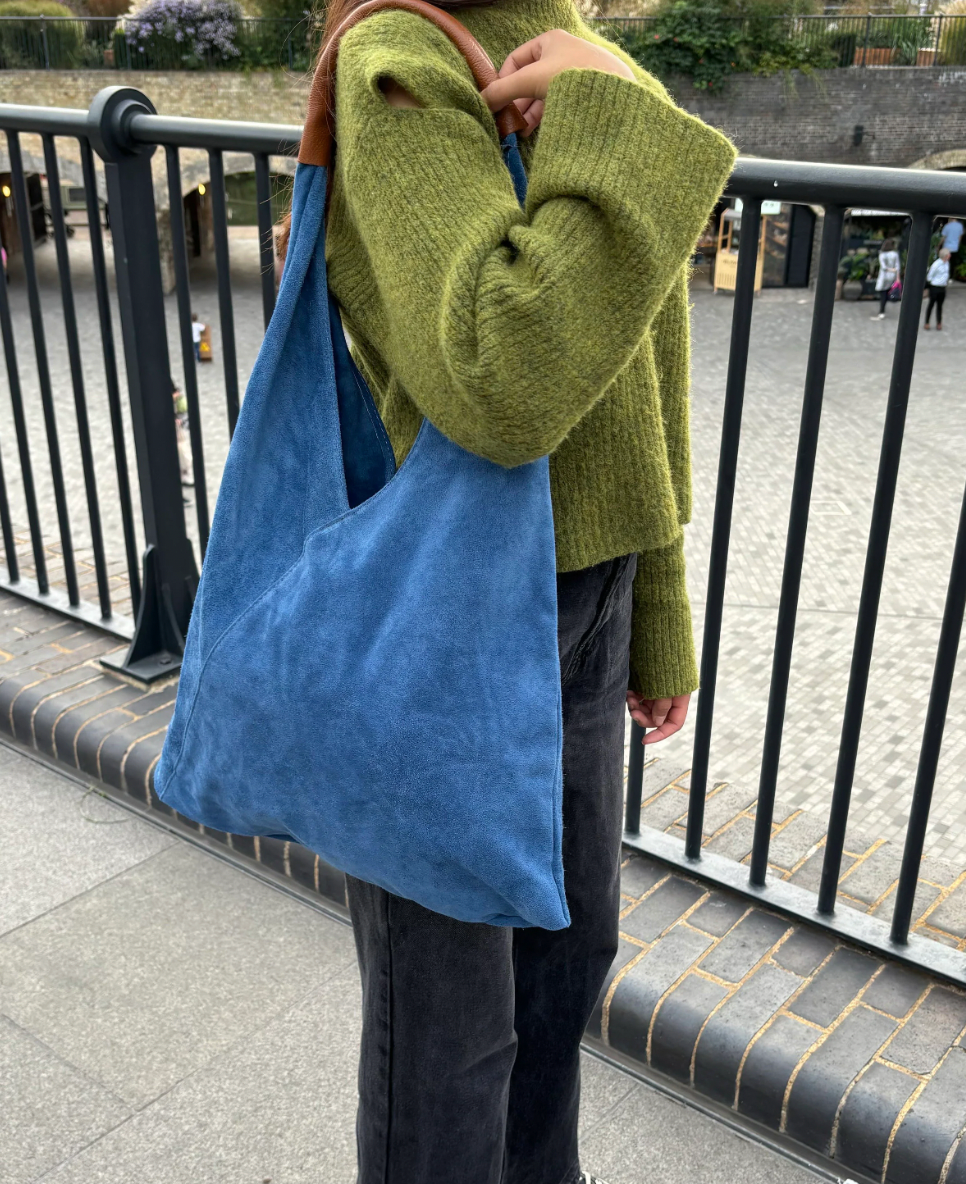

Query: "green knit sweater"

xmin=325 ymin=0 xmax=736 ymax=698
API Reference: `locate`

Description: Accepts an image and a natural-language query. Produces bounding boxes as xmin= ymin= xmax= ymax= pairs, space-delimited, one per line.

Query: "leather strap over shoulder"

xmin=298 ymin=0 xmax=527 ymax=166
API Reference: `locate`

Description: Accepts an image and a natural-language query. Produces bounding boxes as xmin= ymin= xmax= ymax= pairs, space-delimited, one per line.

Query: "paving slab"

xmin=0 ymin=743 xmax=172 ymax=937
xmin=42 ymin=966 xmax=363 ymax=1184
xmin=0 ymin=1015 xmax=130 ymax=1184
xmin=578 ymin=1077 xmax=821 ymax=1184
xmin=0 ymin=841 xmax=357 ymax=1108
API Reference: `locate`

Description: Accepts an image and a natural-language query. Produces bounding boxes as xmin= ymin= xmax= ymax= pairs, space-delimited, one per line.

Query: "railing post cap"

xmin=87 ymin=86 xmax=157 ymax=163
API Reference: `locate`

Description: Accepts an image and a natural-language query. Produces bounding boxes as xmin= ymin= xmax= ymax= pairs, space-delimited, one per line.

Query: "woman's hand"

xmin=481 ymin=30 xmax=635 ymax=136
xmin=627 ymin=691 xmax=691 ymax=745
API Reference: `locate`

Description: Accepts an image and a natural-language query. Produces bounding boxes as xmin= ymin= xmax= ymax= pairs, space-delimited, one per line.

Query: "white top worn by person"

xmin=875 ymin=249 xmax=901 ymax=291
xmin=927 ymin=256 xmax=951 ymax=287
xmin=191 ymin=317 xmax=205 ymax=344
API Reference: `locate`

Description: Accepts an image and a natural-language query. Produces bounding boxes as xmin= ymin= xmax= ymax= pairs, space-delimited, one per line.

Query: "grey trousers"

xmin=347 ymin=553 xmax=637 ymax=1184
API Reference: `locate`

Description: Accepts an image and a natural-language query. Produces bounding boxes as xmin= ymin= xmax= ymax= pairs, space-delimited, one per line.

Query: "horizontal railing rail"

xmin=0 ymin=91 xmax=965 ymax=983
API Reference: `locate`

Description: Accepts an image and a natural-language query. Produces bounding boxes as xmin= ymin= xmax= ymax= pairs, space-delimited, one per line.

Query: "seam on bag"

xmin=159 ymin=416 xmax=435 ymax=788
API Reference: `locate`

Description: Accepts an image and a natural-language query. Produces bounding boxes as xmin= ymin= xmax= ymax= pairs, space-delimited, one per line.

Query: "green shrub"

xmin=940 ymin=15 xmax=966 ymax=65
xmin=613 ymin=0 xmax=836 ymax=89
xmin=0 ymin=0 xmax=83 ymax=67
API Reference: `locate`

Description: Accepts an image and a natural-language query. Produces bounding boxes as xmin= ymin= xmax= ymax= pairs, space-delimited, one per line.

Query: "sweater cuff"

xmin=528 ymin=67 xmax=737 ymax=246
xmin=629 ymin=537 xmax=700 ymax=700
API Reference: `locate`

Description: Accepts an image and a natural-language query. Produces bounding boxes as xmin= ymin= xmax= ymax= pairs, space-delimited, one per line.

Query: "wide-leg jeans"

xmin=347 ymin=553 xmax=637 ymax=1184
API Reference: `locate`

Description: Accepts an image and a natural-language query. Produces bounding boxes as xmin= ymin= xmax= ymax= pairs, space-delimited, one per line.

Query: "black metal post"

xmin=750 ymin=206 xmax=844 ymax=887
xmin=165 ymin=144 xmax=211 ymax=555
xmin=891 ymin=475 xmax=966 ymax=944
xmin=818 ymin=210 xmax=933 ymax=915
xmin=625 ymin=721 xmax=646 ymax=836
xmin=686 ymin=198 xmax=762 ymax=860
xmin=88 ymin=86 xmax=199 ymax=682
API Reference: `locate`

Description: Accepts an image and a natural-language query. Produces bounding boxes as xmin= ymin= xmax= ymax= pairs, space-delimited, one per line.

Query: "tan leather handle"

xmin=298 ymin=0 xmax=526 ymax=167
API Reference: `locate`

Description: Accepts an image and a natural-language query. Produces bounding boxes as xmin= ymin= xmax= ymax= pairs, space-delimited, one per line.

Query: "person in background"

xmin=924 ymin=248 xmax=951 ymax=331
xmin=872 ymin=238 xmax=901 ymax=320
xmin=191 ymin=312 xmax=205 ymax=362
xmin=171 ymin=380 xmax=193 ymax=491
xmin=940 ymin=217 xmax=963 ymax=262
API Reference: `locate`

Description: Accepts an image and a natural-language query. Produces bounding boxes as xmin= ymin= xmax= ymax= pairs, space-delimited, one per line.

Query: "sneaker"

xmin=871 ymin=312 xmax=886 ymax=320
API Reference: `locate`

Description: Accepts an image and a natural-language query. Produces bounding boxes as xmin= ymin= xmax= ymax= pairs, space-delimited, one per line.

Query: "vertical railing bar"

xmin=625 ymin=721 xmax=646 ymax=836
xmin=43 ymin=133 xmax=112 ymax=620
xmin=165 ymin=145 xmax=211 ymax=555
xmin=7 ymin=130 xmax=79 ymax=606
xmin=686 ymin=197 xmax=762 ymax=861
xmin=80 ymin=137 xmax=141 ymax=615
xmin=0 ymin=220 xmax=43 ymax=588
xmin=891 ymin=486 xmax=966 ymax=944
xmin=0 ymin=438 xmax=17 ymax=585
xmin=254 ymin=151 xmax=276 ymax=330
xmin=750 ymin=205 xmax=845 ymax=887
xmin=207 ymin=148 xmax=240 ymax=437
xmin=817 ymin=209 xmax=933 ymax=916
xmin=0 ymin=254 xmax=19 ymax=580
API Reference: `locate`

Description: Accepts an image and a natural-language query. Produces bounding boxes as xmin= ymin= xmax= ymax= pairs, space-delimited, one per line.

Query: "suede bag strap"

xmin=298 ymin=0 xmax=526 ymax=167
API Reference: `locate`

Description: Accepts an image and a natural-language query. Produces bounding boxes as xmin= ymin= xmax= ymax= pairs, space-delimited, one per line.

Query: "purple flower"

xmin=124 ymin=0 xmax=241 ymax=60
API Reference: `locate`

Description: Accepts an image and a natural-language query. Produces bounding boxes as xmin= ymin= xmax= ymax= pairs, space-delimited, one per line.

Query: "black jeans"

xmin=925 ymin=284 xmax=946 ymax=326
xmin=347 ymin=553 xmax=637 ymax=1184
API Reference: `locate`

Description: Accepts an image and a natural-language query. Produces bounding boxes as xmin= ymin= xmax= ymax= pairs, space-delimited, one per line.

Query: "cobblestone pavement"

xmin=0 ymin=735 xmax=821 ymax=1184
xmin=2 ymin=199 xmax=966 ymax=867
xmin=623 ymin=752 xmax=966 ymax=958
xmin=677 ymin=283 xmax=966 ymax=866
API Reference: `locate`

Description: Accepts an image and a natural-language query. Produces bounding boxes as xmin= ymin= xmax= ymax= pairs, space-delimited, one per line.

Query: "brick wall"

xmin=672 ymin=66 xmax=966 ymax=169
xmin=0 ymin=69 xmax=312 ymax=126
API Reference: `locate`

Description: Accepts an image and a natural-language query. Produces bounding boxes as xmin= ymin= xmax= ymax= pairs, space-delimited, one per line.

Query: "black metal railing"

xmin=0 ymin=91 xmax=965 ymax=982
xmin=0 ymin=16 xmax=321 ymax=72
xmin=0 ymin=90 xmax=298 ymax=674
xmin=599 ymin=12 xmax=966 ymax=68
xmin=624 ymin=161 xmax=966 ymax=988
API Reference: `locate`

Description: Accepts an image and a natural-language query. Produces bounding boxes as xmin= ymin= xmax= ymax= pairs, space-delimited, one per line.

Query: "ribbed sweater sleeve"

xmin=630 ymin=533 xmax=699 ymax=699
xmin=629 ymin=268 xmax=700 ymax=699
xmin=333 ymin=13 xmax=737 ymax=469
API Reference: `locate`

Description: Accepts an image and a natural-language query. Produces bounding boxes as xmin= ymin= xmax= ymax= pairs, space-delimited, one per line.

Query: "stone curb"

xmin=3 ymin=589 xmax=966 ymax=1184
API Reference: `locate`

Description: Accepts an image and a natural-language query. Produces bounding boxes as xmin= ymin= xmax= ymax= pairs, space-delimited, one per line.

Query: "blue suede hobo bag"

xmin=155 ymin=0 xmax=569 ymax=931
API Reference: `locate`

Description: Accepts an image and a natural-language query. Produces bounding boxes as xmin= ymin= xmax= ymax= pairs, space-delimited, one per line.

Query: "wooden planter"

xmin=853 ymin=46 xmax=896 ymax=65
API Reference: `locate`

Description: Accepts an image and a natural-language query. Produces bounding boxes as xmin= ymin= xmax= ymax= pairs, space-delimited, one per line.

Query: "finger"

xmin=522 ymin=98 xmax=544 ymax=134
xmin=513 ymin=95 xmax=536 ymax=117
xmin=648 ymin=697 xmax=672 ymax=728
xmin=643 ymin=701 xmax=688 ymax=744
xmin=497 ymin=35 xmax=545 ymax=78
xmin=481 ymin=62 xmax=547 ymax=111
